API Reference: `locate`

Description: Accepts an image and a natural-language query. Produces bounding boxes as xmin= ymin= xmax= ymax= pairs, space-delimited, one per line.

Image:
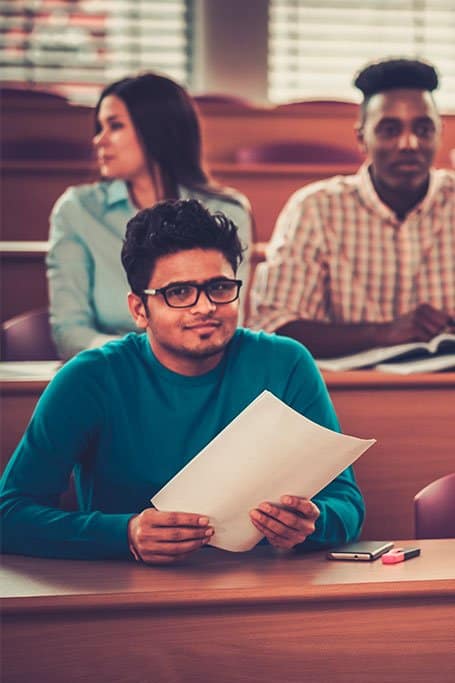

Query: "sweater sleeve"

xmin=0 ymin=354 xmax=133 ymax=559
xmin=285 ymin=344 xmax=365 ymax=548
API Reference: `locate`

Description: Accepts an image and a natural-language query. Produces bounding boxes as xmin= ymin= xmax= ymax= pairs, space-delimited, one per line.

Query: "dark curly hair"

xmin=354 ymin=58 xmax=439 ymax=125
xmin=121 ymin=199 xmax=244 ymax=295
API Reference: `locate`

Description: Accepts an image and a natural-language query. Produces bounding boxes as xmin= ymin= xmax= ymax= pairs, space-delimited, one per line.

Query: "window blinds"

xmin=269 ymin=0 xmax=455 ymax=110
xmin=0 ymin=0 xmax=191 ymax=103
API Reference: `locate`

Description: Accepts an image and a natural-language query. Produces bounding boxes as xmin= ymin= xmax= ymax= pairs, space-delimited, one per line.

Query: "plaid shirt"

xmin=248 ymin=164 xmax=455 ymax=330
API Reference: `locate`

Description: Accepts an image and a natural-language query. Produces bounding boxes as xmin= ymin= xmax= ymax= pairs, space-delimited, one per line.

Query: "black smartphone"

xmin=327 ymin=541 xmax=394 ymax=561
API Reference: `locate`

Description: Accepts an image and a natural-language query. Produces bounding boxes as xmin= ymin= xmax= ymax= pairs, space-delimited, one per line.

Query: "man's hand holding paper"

xmin=128 ymin=508 xmax=214 ymax=564
xmin=152 ymin=391 xmax=375 ymax=554
xmin=128 ymin=494 xmax=318 ymax=563
xmin=250 ymin=496 xmax=320 ymax=550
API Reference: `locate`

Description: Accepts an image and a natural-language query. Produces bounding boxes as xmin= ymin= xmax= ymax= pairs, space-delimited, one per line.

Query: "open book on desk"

xmin=375 ymin=353 xmax=455 ymax=374
xmin=316 ymin=332 xmax=455 ymax=373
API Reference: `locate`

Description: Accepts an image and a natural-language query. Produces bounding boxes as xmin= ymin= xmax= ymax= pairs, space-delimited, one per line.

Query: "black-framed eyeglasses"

xmin=143 ymin=278 xmax=243 ymax=308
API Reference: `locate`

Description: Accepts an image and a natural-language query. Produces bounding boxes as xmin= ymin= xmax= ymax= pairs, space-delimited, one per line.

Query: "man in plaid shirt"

xmin=249 ymin=59 xmax=455 ymax=358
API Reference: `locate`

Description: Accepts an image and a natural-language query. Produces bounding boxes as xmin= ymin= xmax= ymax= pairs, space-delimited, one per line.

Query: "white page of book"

xmin=0 ymin=361 xmax=61 ymax=381
xmin=376 ymin=353 xmax=455 ymax=374
xmin=316 ymin=342 xmax=423 ymax=371
xmin=316 ymin=333 xmax=455 ymax=372
xmin=152 ymin=390 xmax=375 ymax=552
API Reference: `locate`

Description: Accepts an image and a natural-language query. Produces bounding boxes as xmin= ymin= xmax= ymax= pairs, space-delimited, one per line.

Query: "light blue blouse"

xmin=47 ymin=180 xmax=252 ymax=359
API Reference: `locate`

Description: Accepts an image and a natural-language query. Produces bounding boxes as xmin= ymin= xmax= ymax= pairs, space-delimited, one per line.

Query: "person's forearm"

xmin=276 ymin=319 xmax=391 ymax=358
xmin=306 ymin=497 xmax=362 ymax=549
xmin=0 ymin=496 xmax=133 ymax=560
xmin=303 ymin=468 xmax=365 ymax=549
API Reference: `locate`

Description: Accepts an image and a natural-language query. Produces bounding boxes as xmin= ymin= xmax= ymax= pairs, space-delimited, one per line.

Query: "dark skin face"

xmin=357 ymin=89 xmax=441 ymax=219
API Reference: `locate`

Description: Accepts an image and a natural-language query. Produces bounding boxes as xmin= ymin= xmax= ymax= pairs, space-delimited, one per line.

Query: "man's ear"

xmin=355 ymin=122 xmax=367 ymax=154
xmin=128 ymin=292 xmax=149 ymax=329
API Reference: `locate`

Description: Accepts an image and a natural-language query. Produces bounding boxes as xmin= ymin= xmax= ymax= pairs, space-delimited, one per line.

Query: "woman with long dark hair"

xmin=47 ymin=72 xmax=252 ymax=359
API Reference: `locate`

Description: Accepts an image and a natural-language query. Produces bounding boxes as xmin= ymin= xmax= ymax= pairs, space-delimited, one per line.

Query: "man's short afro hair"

xmin=354 ymin=58 xmax=439 ymax=97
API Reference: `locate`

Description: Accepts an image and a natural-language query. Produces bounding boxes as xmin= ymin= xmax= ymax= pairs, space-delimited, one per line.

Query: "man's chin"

xmin=387 ymin=169 xmax=429 ymax=190
xmin=181 ymin=341 xmax=229 ymax=360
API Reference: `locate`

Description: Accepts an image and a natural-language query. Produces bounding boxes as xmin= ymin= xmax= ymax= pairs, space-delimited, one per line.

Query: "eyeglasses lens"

xmin=207 ymin=281 xmax=238 ymax=302
xmin=165 ymin=281 xmax=239 ymax=308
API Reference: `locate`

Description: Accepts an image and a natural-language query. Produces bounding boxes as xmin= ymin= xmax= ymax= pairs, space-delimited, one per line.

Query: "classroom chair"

xmin=0 ymin=85 xmax=67 ymax=103
xmin=274 ymin=98 xmax=358 ymax=113
xmin=1 ymin=138 xmax=93 ymax=161
xmin=1 ymin=308 xmax=58 ymax=361
xmin=193 ymin=93 xmax=254 ymax=107
xmin=414 ymin=472 xmax=455 ymax=539
xmin=235 ymin=140 xmax=363 ymax=164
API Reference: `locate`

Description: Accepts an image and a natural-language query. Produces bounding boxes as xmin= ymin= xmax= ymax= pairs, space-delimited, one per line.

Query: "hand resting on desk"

xmin=380 ymin=302 xmax=454 ymax=346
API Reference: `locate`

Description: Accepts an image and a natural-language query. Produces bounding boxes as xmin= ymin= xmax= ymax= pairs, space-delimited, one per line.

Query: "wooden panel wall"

xmin=0 ymin=246 xmax=48 ymax=321
xmin=198 ymin=100 xmax=455 ymax=168
xmin=1 ymin=93 xmax=94 ymax=147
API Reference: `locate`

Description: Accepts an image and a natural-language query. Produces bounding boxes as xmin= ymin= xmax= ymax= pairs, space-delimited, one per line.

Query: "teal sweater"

xmin=0 ymin=329 xmax=364 ymax=559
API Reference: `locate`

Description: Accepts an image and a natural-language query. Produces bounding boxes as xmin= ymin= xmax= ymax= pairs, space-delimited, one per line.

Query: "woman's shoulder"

xmin=182 ymin=185 xmax=252 ymax=217
xmin=52 ymin=180 xmax=115 ymax=215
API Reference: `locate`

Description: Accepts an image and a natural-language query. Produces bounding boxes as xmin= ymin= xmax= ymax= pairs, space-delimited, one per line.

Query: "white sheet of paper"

xmin=152 ymin=390 xmax=376 ymax=552
xmin=0 ymin=361 xmax=61 ymax=381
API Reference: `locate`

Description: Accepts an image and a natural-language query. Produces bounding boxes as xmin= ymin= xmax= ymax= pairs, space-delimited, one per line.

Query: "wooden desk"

xmin=322 ymin=371 xmax=455 ymax=540
xmin=1 ymin=369 xmax=454 ymax=542
xmin=2 ymin=540 xmax=454 ymax=683
xmin=0 ymin=159 xmax=356 ymax=244
xmin=0 ymin=159 xmax=95 ymax=241
xmin=0 ymin=241 xmax=49 ymax=320
xmin=3 ymin=155 xmax=454 ymax=246
xmin=1 ymin=92 xmax=93 ymax=147
xmin=0 ymin=373 xmax=57 ymax=471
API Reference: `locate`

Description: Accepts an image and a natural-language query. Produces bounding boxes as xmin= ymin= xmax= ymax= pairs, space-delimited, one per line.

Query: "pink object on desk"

xmin=382 ymin=547 xmax=421 ymax=564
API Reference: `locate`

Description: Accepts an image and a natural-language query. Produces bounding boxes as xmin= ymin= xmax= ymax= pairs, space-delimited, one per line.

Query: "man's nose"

xmin=191 ymin=290 xmax=217 ymax=313
xmin=398 ymin=130 xmax=419 ymax=150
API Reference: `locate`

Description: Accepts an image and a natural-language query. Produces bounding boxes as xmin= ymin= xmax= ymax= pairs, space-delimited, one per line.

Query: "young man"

xmin=0 ymin=200 xmax=364 ymax=564
xmin=249 ymin=58 xmax=455 ymax=358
